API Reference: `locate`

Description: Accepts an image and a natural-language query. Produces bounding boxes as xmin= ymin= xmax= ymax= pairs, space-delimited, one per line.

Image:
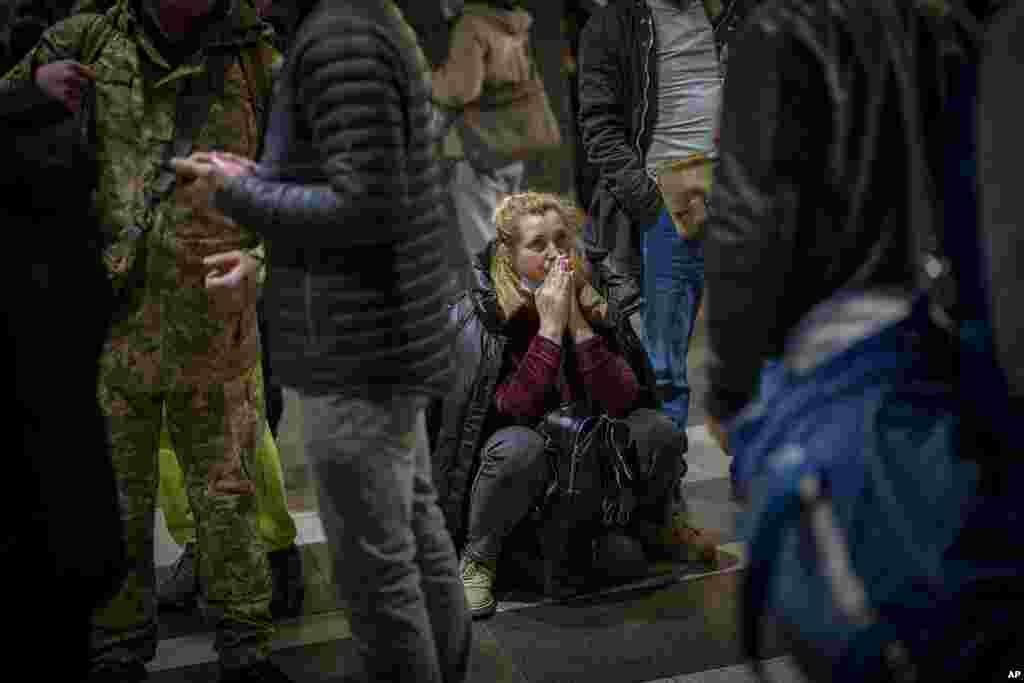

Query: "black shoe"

xmin=219 ymin=659 xmax=294 ymax=682
xmin=268 ymin=544 xmax=306 ymax=620
xmin=85 ymin=660 xmax=148 ymax=682
xmin=158 ymin=542 xmax=199 ymax=610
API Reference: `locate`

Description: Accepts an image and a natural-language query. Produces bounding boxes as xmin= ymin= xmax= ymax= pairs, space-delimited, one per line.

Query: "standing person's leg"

xmin=441 ymin=158 xmax=474 ymax=292
xmin=642 ymin=208 xmax=705 ymax=433
xmin=156 ymin=423 xmax=201 ymax=611
xmin=301 ymin=394 xmax=464 ymax=683
xmin=89 ymin=375 xmax=164 ymax=680
xmin=451 ymin=161 xmax=493 ymax=263
xmin=158 ymin=421 xmax=197 ymax=550
xmin=166 ymin=365 xmax=275 ymax=675
xmin=451 ymin=160 xmax=525 ymax=261
xmin=158 ymin=411 xmax=301 ymax=617
xmin=250 ymin=362 xmax=305 ymax=620
xmin=409 ymin=408 xmax=473 ymax=683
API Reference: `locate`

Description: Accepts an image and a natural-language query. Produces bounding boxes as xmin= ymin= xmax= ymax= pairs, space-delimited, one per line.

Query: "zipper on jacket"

xmin=637 ymin=5 xmax=655 ymax=180
xmin=303 ymin=270 xmax=318 ymax=345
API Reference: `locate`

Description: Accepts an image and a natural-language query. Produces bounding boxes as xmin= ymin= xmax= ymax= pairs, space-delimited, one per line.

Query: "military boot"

xmin=641 ymin=511 xmax=720 ymax=566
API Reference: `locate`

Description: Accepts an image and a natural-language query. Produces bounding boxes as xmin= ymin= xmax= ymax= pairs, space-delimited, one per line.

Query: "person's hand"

xmin=203 ymin=250 xmax=261 ymax=314
xmin=568 ymin=278 xmax=596 ymax=343
xmin=535 ymin=255 xmax=573 ymax=343
xmin=204 ymin=250 xmax=260 ymax=291
xmin=210 ymin=151 xmax=259 ymax=176
xmin=170 ymin=151 xmax=252 ymax=191
xmin=706 ymin=415 xmax=729 ymax=455
xmin=34 ymin=60 xmax=96 ymax=114
xmin=170 ymin=152 xmax=253 ymax=221
xmin=671 ymin=190 xmax=707 ymax=240
xmin=207 ymin=454 xmax=256 ymax=497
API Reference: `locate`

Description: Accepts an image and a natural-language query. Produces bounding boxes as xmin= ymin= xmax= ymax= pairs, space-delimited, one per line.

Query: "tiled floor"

xmin=147 ymin=318 xmax=809 ymax=682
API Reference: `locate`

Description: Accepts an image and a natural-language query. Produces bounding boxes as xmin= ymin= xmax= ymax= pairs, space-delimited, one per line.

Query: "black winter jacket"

xmin=432 ymin=243 xmax=659 ymax=548
xmin=576 ymin=0 xmax=753 ymax=294
xmin=217 ymin=0 xmax=455 ymax=398
xmin=704 ymin=1 xmax=951 ymax=420
xmin=1 ymin=77 xmax=127 ymax=619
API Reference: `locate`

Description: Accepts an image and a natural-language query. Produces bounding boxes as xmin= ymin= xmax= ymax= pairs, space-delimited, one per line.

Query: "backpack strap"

xmin=143 ymin=53 xmax=227 ymax=211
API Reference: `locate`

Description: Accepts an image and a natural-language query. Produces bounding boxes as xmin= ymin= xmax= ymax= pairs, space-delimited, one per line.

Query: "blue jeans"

xmin=300 ymin=394 xmax=471 ymax=683
xmin=642 ymin=208 xmax=705 ymax=431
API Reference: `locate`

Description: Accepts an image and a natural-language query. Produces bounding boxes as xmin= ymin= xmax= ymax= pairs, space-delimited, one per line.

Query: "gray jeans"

xmin=450 ymin=159 xmax=525 ymax=260
xmin=464 ymin=408 xmax=685 ymax=564
xmin=300 ymin=393 xmax=471 ymax=683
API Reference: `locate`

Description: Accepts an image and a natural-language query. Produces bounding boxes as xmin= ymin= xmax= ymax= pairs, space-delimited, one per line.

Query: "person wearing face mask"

xmin=432 ymin=192 xmax=720 ymax=619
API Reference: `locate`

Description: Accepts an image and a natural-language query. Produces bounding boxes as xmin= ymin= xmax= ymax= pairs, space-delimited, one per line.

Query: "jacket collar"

xmin=465 ymin=240 xmax=619 ymax=335
xmin=467 ymin=241 xmax=506 ymax=335
xmin=110 ymin=0 xmax=267 ymax=70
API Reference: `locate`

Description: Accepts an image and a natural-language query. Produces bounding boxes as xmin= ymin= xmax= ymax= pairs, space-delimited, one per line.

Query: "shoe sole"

xmin=469 ymin=602 xmax=496 ymax=620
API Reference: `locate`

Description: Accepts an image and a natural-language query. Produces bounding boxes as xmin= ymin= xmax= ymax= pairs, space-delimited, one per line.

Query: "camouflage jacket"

xmin=2 ymin=0 xmax=279 ymax=384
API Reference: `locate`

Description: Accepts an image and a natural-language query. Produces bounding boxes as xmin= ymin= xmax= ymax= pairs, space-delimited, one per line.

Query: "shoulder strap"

xmin=146 ymin=53 xmax=228 ymax=208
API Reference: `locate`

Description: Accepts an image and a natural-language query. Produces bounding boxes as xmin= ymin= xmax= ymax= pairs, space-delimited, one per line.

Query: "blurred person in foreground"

xmin=171 ymin=1 xmax=473 ymax=681
xmin=1 ymin=17 xmax=125 ymax=675
xmin=704 ymin=0 xmax=1023 ymax=678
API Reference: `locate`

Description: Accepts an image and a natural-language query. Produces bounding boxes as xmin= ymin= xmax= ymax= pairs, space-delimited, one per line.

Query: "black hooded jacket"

xmin=576 ymin=0 xmax=756 ymax=290
xmin=703 ymin=1 xmax=956 ymax=420
xmin=431 ymin=243 xmax=659 ymax=547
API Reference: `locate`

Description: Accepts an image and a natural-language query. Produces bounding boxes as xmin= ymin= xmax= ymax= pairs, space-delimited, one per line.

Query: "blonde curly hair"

xmin=493 ymin=192 xmax=586 ymax=249
xmin=490 ymin=192 xmax=605 ymax=323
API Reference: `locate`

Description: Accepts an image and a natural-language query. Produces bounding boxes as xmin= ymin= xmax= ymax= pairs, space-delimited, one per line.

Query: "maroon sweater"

xmin=494 ymin=317 xmax=640 ymax=421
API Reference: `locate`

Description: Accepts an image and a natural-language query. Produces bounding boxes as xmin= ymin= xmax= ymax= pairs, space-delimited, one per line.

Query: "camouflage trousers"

xmin=93 ymin=359 xmax=274 ymax=671
xmin=159 ymin=415 xmax=298 ymax=554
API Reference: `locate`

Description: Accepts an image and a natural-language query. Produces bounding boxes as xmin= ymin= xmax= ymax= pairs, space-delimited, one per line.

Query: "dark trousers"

xmin=463 ymin=408 xmax=685 ymax=564
xmin=258 ymin=297 xmax=284 ymax=438
xmin=7 ymin=217 xmax=126 ymax=678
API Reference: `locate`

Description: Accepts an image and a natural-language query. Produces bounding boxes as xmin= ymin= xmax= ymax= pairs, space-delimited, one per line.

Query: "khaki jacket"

xmin=2 ymin=0 xmax=279 ymax=386
xmin=431 ymin=3 xmax=533 ymax=159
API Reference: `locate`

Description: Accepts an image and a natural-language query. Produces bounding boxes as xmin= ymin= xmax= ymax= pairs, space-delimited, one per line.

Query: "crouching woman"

xmin=432 ymin=192 xmax=718 ymax=618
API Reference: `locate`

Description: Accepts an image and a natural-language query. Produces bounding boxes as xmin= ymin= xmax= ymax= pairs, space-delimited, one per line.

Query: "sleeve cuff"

xmin=575 ymin=335 xmax=610 ymax=374
xmin=530 ymin=334 xmax=563 ymax=369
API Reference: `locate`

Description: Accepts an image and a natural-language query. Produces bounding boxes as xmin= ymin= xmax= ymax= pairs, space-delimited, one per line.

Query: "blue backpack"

xmin=733 ymin=5 xmax=1024 ymax=681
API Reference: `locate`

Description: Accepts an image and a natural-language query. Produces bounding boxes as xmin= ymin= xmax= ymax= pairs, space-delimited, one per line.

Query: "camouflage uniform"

xmin=1 ymin=0 xmax=280 ymax=670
